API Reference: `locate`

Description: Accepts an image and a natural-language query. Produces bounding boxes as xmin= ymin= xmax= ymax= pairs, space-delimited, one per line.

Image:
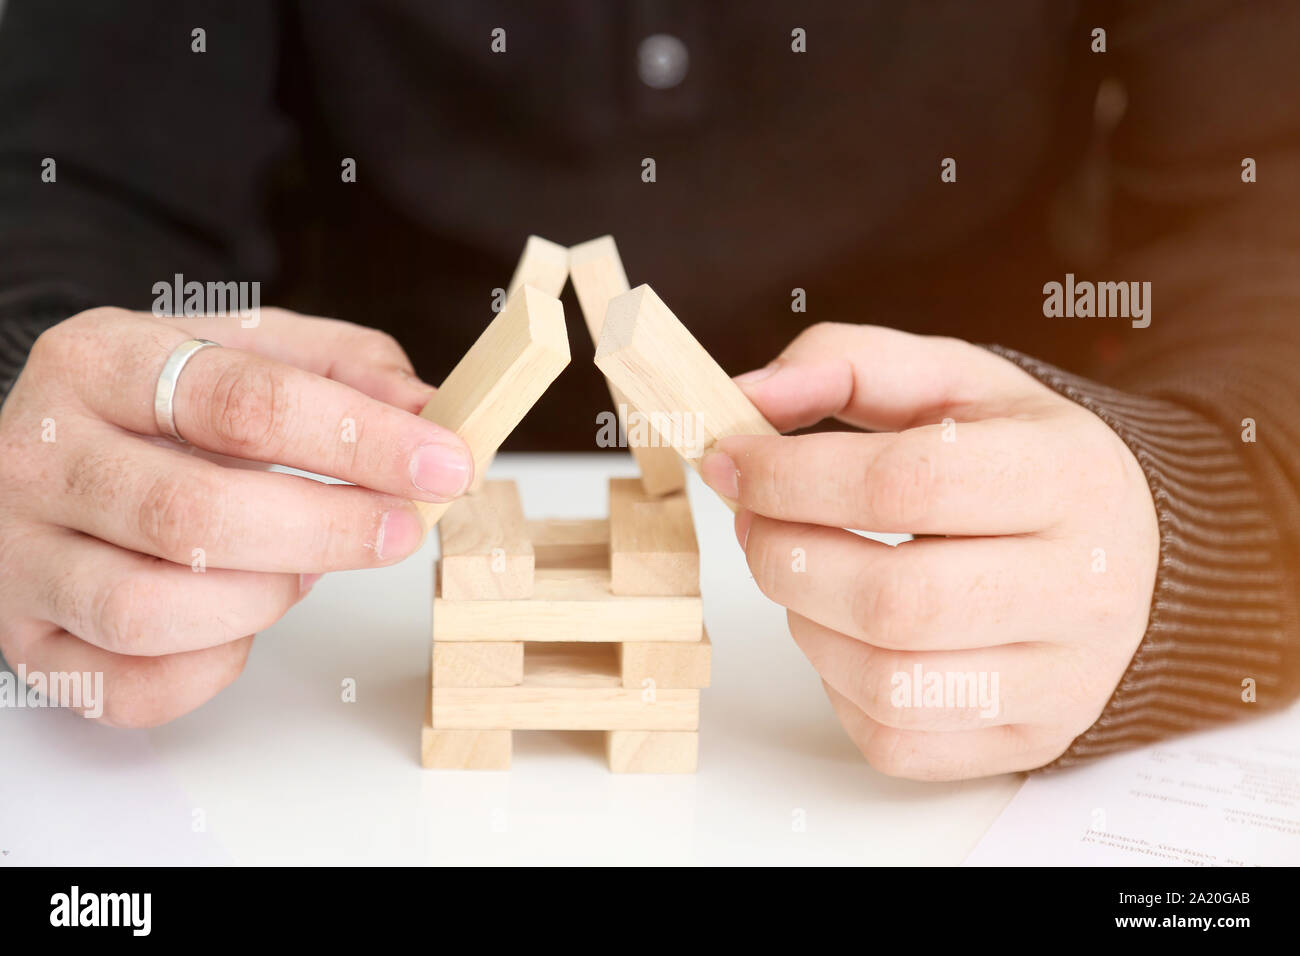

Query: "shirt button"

xmin=637 ymin=34 xmax=689 ymax=89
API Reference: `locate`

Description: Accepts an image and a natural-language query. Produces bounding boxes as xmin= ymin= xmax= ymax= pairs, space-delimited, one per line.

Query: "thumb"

xmin=733 ymin=323 xmax=1042 ymax=433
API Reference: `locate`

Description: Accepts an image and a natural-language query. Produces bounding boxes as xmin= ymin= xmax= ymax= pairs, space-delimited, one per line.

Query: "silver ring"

xmin=154 ymin=338 xmax=220 ymax=442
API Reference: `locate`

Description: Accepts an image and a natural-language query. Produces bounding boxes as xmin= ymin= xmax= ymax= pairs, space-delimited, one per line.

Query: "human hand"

xmin=701 ymin=323 xmax=1160 ymax=780
xmin=0 ymin=307 xmax=471 ymax=726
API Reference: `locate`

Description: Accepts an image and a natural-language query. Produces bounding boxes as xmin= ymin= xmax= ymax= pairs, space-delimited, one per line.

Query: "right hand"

xmin=0 ymin=306 xmax=472 ymax=727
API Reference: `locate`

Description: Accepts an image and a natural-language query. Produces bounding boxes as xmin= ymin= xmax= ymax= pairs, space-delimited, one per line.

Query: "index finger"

xmin=705 ymin=419 xmax=1073 ymax=535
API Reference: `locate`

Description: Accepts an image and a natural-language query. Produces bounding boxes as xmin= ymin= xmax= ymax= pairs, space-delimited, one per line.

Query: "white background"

xmin=1 ymin=454 xmax=1023 ymax=865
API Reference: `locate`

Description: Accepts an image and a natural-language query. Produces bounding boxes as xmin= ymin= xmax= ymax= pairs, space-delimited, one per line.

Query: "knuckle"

xmin=859 ymin=725 xmax=913 ymax=777
xmin=32 ymin=308 xmax=122 ymax=361
xmin=851 ymin=647 xmax=905 ymax=725
xmin=100 ymin=660 xmax=174 ymax=728
xmin=64 ymin=449 xmax=129 ymax=505
xmin=96 ymin=574 xmax=163 ymax=654
xmin=101 ymin=640 xmax=250 ymax=729
xmin=795 ymin=321 xmax=852 ymax=351
xmin=861 ymin=728 xmax=946 ymax=780
xmin=1080 ymin=420 xmax=1137 ymax=497
xmin=137 ymin=473 xmax=214 ymax=561
xmin=746 ymin=446 xmax=793 ymax=514
xmin=861 ymin=441 xmax=936 ymax=529
xmin=743 ymin=522 xmax=787 ymax=603
xmin=27 ymin=320 xmax=78 ymax=368
xmin=207 ymin=362 xmax=289 ymax=452
xmin=850 ymin=562 xmax=926 ymax=646
xmin=355 ymin=327 xmax=406 ymax=362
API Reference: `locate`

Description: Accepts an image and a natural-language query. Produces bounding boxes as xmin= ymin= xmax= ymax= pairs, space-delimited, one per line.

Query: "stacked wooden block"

xmin=421 ymin=477 xmax=710 ymax=772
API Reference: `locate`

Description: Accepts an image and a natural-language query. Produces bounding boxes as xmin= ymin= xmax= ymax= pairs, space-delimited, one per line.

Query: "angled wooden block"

xmin=594 ymin=285 xmax=778 ymax=510
xmin=432 ymin=642 xmax=699 ymax=731
xmin=569 ymin=236 xmax=685 ymax=497
xmin=437 ymin=480 xmax=534 ymax=599
xmin=606 ymin=731 xmax=699 ymax=773
xmin=507 ymin=235 xmax=570 ymax=301
xmin=608 ymin=477 xmax=699 ymax=595
xmin=471 ymin=236 xmax=573 ymax=491
xmin=421 ymin=689 xmax=512 ymax=768
xmin=527 ymin=517 xmax=609 ymax=570
xmin=433 ymin=566 xmax=703 ymax=643
xmin=433 ymin=641 xmax=524 ymax=687
xmin=618 ymin=629 xmax=711 ymax=689
xmin=415 ymin=285 xmax=569 ymax=528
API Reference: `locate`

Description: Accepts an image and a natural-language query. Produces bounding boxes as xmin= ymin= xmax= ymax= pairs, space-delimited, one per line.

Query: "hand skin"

xmin=701 ymin=323 xmax=1160 ymax=781
xmin=0 ymin=307 xmax=473 ymax=727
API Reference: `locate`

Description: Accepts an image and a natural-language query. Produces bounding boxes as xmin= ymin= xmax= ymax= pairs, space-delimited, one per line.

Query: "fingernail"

xmin=299 ymin=573 xmax=322 ymax=595
xmin=410 ymin=442 xmax=472 ymax=498
xmin=734 ymin=364 xmax=779 ymax=385
xmin=701 ymin=450 xmax=740 ymax=500
xmin=734 ymin=509 xmax=754 ymax=550
xmin=376 ymin=508 xmax=424 ymax=560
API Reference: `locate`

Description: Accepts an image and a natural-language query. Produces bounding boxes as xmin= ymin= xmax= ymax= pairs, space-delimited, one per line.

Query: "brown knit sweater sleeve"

xmin=976 ymin=1 xmax=1300 ymax=766
xmin=988 ymin=349 xmax=1298 ymax=767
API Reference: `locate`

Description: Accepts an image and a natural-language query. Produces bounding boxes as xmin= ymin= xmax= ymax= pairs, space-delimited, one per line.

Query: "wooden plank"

xmin=606 ymin=731 xmax=699 ymax=773
xmin=608 ymin=477 xmax=699 ymax=595
xmin=433 ymin=566 xmax=703 ymax=643
xmin=618 ymin=629 xmax=712 ymax=689
xmin=432 ymin=674 xmax=698 ymax=731
xmin=420 ymin=689 xmax=512 ymax=768
xmin=569 ymin=237 xmax=685 ymax=497
xmin=594 ymin=284 xmax=778 ymax=510
xmin=471 ymin=236 xmax=572 ymax=490
xmin=437 ymin=480 xmax=534 ymax=599
xmin=432 ymin=642 xmax=524 ymax=687
xmin=527 ymin=518 xmax=609 ymax=570
xmin=415 ymin=285 xmax=569 ymax=528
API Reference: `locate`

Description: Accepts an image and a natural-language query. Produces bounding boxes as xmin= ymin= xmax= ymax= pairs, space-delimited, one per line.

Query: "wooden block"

xmin=437 ymin=480 xmax=534 ymax=599
xmin=507 ymin=235 xmax=570 ymax=301
xmin=608 ymin=477 xmax=699 ymax=595
xmin=421 ymin=690 xmax=512 ymax=768
xmin=606 ymin=731 xmax=699 ymax=773
xmin=432 ymin=642 xmax=524 ymax=687
xmin=527 ymin=518 xmax=609 ymax=570
xmin=434 ymin=566 xmax=702 ymax=643
xmin=415 ymin=285 xmax=569 ymax=528
xmin=569 ymin=237 xmax=685 ymax=497
xmin=471 ymin=236 xmax=573 ymax=490
xmin=432 ymin=642 xmax=699 ymax=730
xmin=618 ymin=629 xmax=711 ymax=689
xmin=594 ymin=285 xmax=779 ymax=510
xmin=421 ymin=727 xmax=512 ymax=769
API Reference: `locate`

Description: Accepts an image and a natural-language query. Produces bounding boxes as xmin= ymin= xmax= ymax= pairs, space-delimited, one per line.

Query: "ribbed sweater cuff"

xmin=988 ymin=347 xmax=1294 ymax=770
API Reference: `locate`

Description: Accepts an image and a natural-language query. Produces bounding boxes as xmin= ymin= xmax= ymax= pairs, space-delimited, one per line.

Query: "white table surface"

xmin=1 ymin=453 xmax=1023 ymax=865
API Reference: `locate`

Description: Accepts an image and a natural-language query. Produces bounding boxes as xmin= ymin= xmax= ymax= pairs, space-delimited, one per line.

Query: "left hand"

xmin=701 ymin=323 xmax=1160 ymax=780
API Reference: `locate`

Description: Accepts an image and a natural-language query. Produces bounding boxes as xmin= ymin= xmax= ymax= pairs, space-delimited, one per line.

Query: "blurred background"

xmin=2 ymin=1 xmax=1291 ymax=447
